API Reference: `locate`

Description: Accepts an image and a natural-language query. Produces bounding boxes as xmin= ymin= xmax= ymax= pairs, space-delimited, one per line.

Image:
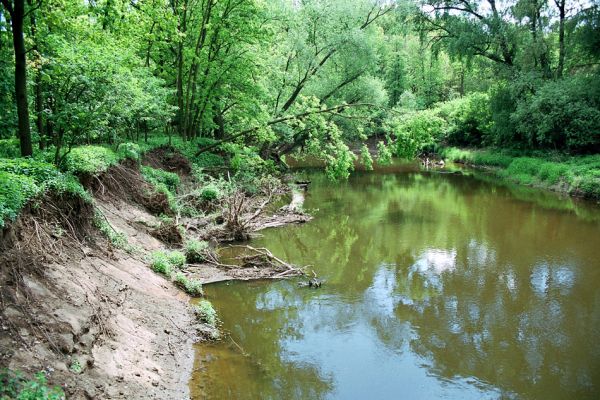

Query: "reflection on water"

xmin=191 ymin=165 xmax=600 ymax=400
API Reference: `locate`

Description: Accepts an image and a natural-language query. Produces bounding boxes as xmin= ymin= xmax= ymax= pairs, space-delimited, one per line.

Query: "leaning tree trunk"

xmin=3 ymin=0 xmax=33 ymax=156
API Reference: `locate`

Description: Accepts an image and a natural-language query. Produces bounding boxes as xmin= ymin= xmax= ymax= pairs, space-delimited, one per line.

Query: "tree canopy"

xmin=0 ymin=0 xmax=598 ymax=177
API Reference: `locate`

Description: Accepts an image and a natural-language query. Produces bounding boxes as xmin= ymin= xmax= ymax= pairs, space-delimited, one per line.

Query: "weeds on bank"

xmin=194 ymin=300 xmax=217 ymax=327
xmin=439 ymin=147 xmax=600 ymax=199
xmin=0 ymin=369 xmax=65 ymax=400
xmin=184 ymin=239 xmax=209 ymax=263
xmin=150 ymin=250 xmax=204 ymax=296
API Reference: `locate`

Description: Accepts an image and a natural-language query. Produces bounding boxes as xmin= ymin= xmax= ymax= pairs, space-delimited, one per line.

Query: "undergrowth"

xmin=194 ymin=300 xmax=217 ymax=327
xmin=0 ymin=159 xmax=91 ymax=229
xmin=0 ymin=369 xmax=65 ymax=400
xmin=141 ymin=165 xmax=180 ymax=211
xmin=439 ymin=147 xmax=600 ymax=199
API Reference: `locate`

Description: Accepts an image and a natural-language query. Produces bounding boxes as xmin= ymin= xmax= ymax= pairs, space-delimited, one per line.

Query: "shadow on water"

xmin=191 ymin=161 xmax=600 ymax=400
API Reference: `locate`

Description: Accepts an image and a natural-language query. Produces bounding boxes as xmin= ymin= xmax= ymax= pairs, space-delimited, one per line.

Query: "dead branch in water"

xmin=221 ymin=181 xmax=275 ymax=240
xmin=228 ymin=245 xmax=306 ymax=277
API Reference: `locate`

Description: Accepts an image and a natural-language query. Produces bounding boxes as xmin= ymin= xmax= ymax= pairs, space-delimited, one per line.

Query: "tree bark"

xmin=555 ymin=0 xmax=566 ymax=78
xmin=2 ymin=0 xmax=33 ymax=156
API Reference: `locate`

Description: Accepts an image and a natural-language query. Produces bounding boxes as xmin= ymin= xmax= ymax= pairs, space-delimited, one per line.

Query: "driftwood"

xmin=228 ymin=245 xmax=306 ymax=278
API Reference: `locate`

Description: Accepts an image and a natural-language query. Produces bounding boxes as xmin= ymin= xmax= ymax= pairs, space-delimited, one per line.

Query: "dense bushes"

xmin=385 ymin=93 xmax=494 ymax=158
xmin=386 ymin=75 xmax=600 ymax=156
xmin=510 ymin=75 xmax=600 ymax=152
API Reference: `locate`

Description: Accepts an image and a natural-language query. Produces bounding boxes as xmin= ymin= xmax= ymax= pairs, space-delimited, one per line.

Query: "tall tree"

xmin=1 ymin=0 xmax=33 ymax=156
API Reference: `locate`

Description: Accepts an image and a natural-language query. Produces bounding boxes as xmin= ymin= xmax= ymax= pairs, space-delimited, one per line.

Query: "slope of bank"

xmin=1 ymin=144 xmax=311 ymax=398
xmin=437 ymin=147 xmax=600 ymax=200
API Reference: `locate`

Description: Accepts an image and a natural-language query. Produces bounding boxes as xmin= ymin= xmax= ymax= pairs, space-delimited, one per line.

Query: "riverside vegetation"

xmin=0 ymin=0 xmax=599 ymax=398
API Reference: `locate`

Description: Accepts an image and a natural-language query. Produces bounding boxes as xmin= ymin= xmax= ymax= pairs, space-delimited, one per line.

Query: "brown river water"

xmin=191 ymin=162 xmax=600 ymax=399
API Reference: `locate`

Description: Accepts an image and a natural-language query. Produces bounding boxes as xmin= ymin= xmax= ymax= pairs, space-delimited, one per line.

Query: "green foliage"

xmin=174 ymin=272 xmax=203 ymax=297
xmin=69 ymin=359 xmax=82 ymax=374
xmin=440 ymin=147 xmax=600 ymax=199
xmin=0 ymin=370 xmax=65 ymax=400
xmin=0 ymin=139 xmax=20 ymax=158
xmin=192 ymin=152 xmax=225 ymax=169
xmin=141 ymin=166 xmax=180 ymax=193
xmin=150 ymin=251 xmax=174 ymax=277
xmin=93 ymin=209 xmax=128 ymax=249
xmin=511 ymin=75 xmax=600 ymax=152
xmin=360 ymin=145 xmax=373 ymax=171
xmin=324 ymin=144 xmax=356 ymax=181
xmin=200 ymin=184 xmax=220 ymax=202
xmin=0 ymin=172 xmax=40 ymax=228
xmin=167 ymin=251 xmax=186 ymax=269
xmin=386 ymin=109 xmax=446 ymax=159
xmin=150 ymin=250 xmax=186 ymax=277
xmin=140 ymin=166 xmax=180 ymax=212
xmin=376 ymin=142 xmax=393 ymax=165
xmin=63 ymin=146 xmax=119 ymax=174
xmin=185 ymin=239 xmax=209 ymax=263
xmin=117 ymin=142 xmax=142 ymax=161
xmin=0 ymin=158 xmax=90 ymax=228
xmin=438 ymin=93 xmax=493 ymax=146
xmin=194 ymin=300 xmax=217 ymax=327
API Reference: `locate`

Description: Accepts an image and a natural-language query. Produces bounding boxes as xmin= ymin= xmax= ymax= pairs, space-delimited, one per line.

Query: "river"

xmin=191 ymin=162 xmax=600 ymax=399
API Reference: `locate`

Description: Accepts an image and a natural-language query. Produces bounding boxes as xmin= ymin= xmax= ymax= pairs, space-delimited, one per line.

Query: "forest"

xmin=1 ymin=0 xmax=599 ymax=399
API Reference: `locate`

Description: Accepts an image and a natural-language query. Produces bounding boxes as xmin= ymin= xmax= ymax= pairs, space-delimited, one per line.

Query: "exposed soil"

xmin=0 ymin=152 xmax=312 ymax=399
xmin=0 ymin=192 xmax=198 ymax=399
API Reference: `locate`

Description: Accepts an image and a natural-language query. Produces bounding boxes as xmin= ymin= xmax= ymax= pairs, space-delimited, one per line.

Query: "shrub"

xmin=387 ymin=109 xmax=446 ymax=158
xmin=174 ymin=272 xmax=203 ymax=296
xmin=141 ymin=166 xmax=180 ymax=192
xmin=438 ymin=93 xmax=493 ymax=146
xmin=0 ymin=369 xmax=65 ymax=400
xmin=150 ymin=251 xmax=173 ymax=276
xmin=194 ymin=300 xmax=217 ymax=327
xmin=0 ymin=139 xmax=20 ymax=158
xmin=63 ymin=146 xmax=119 ymax=174
xmin=185 ymin=239 xmax=209 ymax=263
xmin=167 ymin=250 xmax=186 ymax=268
xmin=376 ymin=141 xmax=393 ymax=165
xmin=141 ymin=166 xmax=180 ymax=212
xmin=200 ymin=184 xmax=220 ymax=202
xmin=117 ymin=142 xmax=142 ymax=161
xmin=192 ymin=152 xmax=225 ymax=168
xmin=360 ymin=144 xmax=373 ymax=170
xmin=0 ymin=172 xmax=41 ymax=228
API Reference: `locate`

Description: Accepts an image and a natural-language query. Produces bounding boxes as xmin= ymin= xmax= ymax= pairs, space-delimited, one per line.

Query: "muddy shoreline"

xmin=0 ymin=151 xmax=312 ymax=399
xmin=0 ymin=146 xmax=311 ymax=399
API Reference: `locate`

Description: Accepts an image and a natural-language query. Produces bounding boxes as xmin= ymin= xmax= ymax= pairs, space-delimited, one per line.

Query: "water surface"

xmin=191 ymin=164 xmax=600 ymax=399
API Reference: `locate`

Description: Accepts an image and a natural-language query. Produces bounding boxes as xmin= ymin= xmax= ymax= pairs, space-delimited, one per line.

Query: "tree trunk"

xmin=555 ymin=0 xmax=566 ymax=78
xmin=4 ymin=0 xmax=33 ymax=156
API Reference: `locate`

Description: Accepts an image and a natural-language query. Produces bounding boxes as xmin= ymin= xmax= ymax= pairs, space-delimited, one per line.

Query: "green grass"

xmin=439 ymin=147 xmax=600 ymax=199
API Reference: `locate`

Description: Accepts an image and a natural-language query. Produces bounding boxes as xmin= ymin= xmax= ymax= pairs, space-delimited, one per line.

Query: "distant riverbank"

xmin=437 ymin=147 xmax=600 ymax=200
